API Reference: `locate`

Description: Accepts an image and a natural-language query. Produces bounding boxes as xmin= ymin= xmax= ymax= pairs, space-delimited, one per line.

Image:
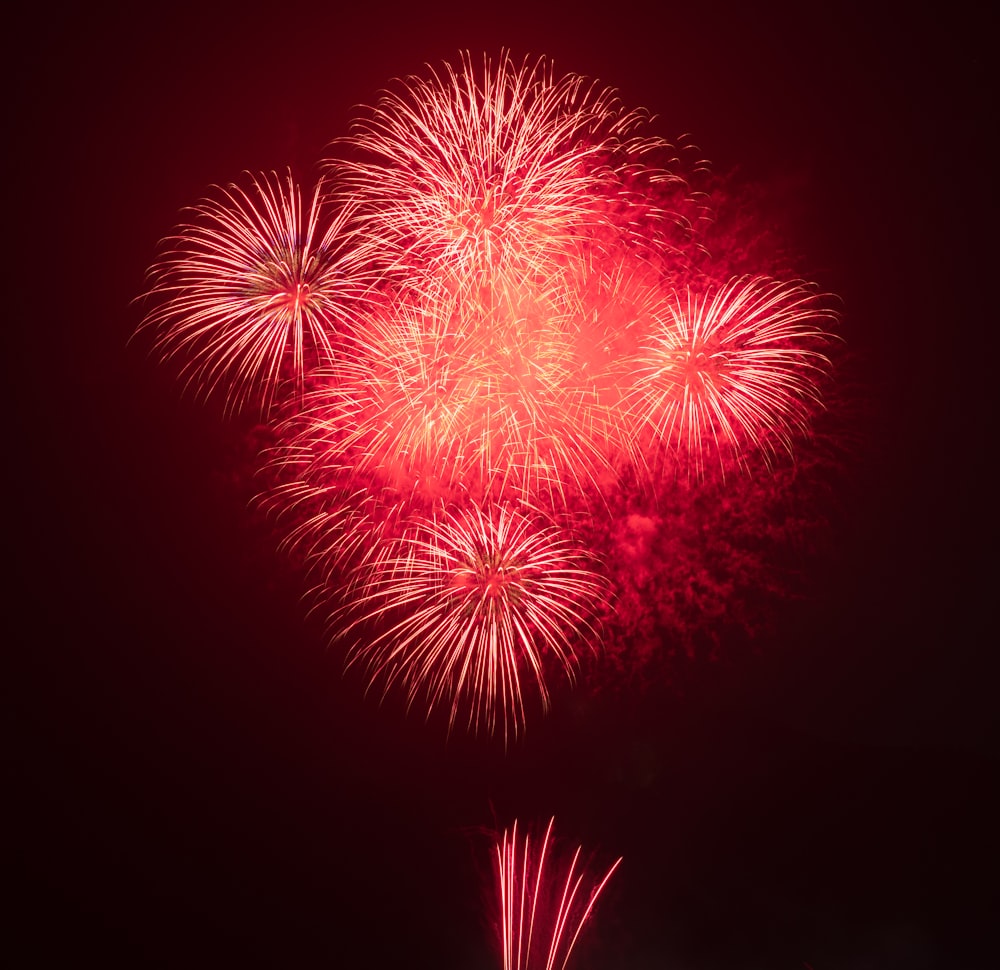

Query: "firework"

xmin=342 ymin=504 xmax=607 ymax=742
xmin=139 ymin=170 xmax=376 ymax=416
xmin=627 ymin=275 xmax=835 ymax=478
xmin=331 ymin=51 xmax=673 ymax=297
xmin=495 ymin=818 xmax=621 ymax=970
xmin=137 ymin=51 xmax=844 ymax=734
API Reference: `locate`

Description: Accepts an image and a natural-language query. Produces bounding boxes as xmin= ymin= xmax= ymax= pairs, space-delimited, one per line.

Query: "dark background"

xmin=11 ymin=2 xmax=995 ymax=967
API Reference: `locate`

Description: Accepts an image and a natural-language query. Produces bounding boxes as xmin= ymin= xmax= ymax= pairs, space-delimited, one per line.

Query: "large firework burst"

xmin=341 ymin=505 xmax=607 ymax=742
xmin=331 ymin=51 xmax=677 ymax=297
xmin=495 ymin=818 xmax=621 ymax=970
xmin=139 ymin=170 xmax=376 ymax=415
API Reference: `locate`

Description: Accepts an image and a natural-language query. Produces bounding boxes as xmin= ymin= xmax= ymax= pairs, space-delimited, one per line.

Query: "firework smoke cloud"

xmin=138 ymin=51 xmax=839 ymax=740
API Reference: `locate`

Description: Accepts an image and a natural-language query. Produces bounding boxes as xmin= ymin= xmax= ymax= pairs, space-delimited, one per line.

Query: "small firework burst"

xmin=332 ymin=51 xmax=673 ymax=296
xmin=628 ymin=275 xmax=836 ymax=478
xmin=495 ymin=818 xmax=621 ymax=970
xmin=342 ymin=505 xmax=607 ymax=742
xmin=139 ymin=170 xmax=376 ymax=416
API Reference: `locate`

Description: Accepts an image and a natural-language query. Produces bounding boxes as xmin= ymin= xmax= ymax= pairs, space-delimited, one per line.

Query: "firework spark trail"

xmin=340 ymin=505 xmax=607 ymax=742
xmin=496 ymin=818 xmax=621 ymax=970
xmin=256 ymin=479 xmax=384 ymax=590
xmin=139 ymin=170 xmax=377 ymax=416
xmin=628 ymin=275 xmax=836 ymax=478
xmin=332 ymin=51 xmax=673 ymax=298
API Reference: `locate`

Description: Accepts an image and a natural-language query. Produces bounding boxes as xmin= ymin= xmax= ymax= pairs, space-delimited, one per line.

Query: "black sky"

xmin=12 ymin=2 xmax=996 ymax=967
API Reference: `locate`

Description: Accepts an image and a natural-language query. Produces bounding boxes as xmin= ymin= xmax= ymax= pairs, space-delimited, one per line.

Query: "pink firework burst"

xmin=495 ymin=818 xmax=621 ymax=970
xmin=342 ymin=504 xmax=607 ymax=742
xmin=139 ymin=170 xmax=376 ymax=416
xmin=627 ymin=275 xmax=836 ymax=478
xmin=332 ymin=51 xmax=672 ymax=296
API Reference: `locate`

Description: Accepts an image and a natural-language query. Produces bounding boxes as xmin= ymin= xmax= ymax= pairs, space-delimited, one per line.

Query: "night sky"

xmin=12 ymin=3 xmax=995 ymax=967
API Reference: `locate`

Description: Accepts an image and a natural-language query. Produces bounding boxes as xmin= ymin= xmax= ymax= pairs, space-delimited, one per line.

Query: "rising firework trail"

xmin=495 ymin=818 xmax=621 ymax=970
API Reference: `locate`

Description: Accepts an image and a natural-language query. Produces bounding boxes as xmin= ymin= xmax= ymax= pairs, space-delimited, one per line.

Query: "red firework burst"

xmin=495 ymin=818 xmax=621 ymax=970
xmin=342 ymin=505 xmax=607 ymax=742
xmin=627 ymin=275 xmax=836 ymax=478
xmin=332 ymin=51 xmax=672 ymax=296
xmin=139 ymin=171 xmax=376 ymax=416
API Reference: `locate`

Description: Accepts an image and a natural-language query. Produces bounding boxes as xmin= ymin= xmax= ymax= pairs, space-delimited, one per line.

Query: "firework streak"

xmin=496 ymin=818 xmax=621 ymax=970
